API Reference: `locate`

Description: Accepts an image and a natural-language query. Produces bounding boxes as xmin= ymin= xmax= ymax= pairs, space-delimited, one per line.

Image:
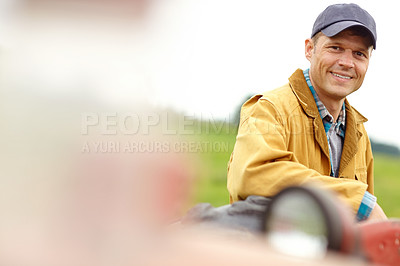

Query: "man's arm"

xmin=369 ymin=203 xmax=388 ymax=220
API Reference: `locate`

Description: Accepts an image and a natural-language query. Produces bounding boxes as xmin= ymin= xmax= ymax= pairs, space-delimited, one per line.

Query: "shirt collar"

xmin=303 ymin=69 xmax=346 ymax=137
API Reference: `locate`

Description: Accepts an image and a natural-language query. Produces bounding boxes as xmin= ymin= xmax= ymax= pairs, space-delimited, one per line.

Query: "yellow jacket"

xmin=227 ymin=69 xmax=374 ymax=213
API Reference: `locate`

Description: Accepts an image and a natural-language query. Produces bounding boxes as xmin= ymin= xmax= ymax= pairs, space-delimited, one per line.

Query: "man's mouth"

xmin=331 ymin=72 xmax=352 ymax=80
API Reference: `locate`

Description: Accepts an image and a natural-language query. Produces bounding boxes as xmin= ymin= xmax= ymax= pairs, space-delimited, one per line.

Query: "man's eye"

xmin=330 ymin=46 xmax=340 ymax=51
xmin=355 ymin=51 xmax=366 ymax=57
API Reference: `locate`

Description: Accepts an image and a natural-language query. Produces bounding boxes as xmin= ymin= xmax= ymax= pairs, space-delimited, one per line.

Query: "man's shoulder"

xmin=345 ymin=99 xmax=368 ymax=124
xmin=262 ymin=83 xmax=296 ymax=103
xmin=241 ymin=83 xmax=299 ymax=115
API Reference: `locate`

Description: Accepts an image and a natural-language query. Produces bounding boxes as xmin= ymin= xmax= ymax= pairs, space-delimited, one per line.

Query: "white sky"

xmin=0 ymin=0 xmax=399 ymax=148
xmin=145 ymin=0 xmax=400 ymax=148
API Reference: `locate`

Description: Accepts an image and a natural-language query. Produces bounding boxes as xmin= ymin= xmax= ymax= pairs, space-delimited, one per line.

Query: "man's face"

xmin=305 ymin=29 xmax=373 ymax=105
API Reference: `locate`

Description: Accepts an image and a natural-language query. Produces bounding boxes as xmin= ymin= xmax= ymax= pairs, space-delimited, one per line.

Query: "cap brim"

xmin=321 ymin=21 xmax=376 ymax=49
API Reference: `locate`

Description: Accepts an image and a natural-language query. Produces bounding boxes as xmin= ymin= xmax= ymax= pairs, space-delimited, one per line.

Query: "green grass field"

xmin=373 ymin=153 xmax=400 ymax=217
xmin=189 ymin=122 xmax=400 ymax=218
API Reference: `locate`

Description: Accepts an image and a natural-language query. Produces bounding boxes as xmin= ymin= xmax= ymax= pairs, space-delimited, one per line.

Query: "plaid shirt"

xmin=303 ymin=69 xmax=346 ymax=137
xmin=303 ymin=69 xmax=345 ymax=177
xmin=303 ymin=69 xmax=375 ymax=222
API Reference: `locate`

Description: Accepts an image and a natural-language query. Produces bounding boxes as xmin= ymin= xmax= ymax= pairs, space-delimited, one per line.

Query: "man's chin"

xmin=326 ymin=87 xmax=354 ymax=101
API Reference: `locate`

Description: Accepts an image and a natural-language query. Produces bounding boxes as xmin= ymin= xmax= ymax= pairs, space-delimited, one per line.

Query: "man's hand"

xmin=368 ymin=203 xmax=387 ymax=221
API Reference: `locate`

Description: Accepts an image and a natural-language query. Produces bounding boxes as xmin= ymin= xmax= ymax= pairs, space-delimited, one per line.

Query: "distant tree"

xmin=370 ymin=139 xmax=400 ymax=157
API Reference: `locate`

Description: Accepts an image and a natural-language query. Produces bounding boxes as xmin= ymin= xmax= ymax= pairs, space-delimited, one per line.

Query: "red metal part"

xmin=359 ymin=219 xmax=400 ymax=266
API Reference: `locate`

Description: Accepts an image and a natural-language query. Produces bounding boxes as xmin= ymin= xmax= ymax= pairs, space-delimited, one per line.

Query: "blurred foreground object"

xmin=183 ymin=185 xmax=400 ymax=265
xmin=359 ymin=220 xmax=400 ymax=265
xmin=264 ymin=186 xmax=356 ymax=257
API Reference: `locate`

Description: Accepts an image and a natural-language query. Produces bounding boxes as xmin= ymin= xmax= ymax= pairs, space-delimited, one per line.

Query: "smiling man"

xmin=227 ymin=3 xmax=387 ymax=221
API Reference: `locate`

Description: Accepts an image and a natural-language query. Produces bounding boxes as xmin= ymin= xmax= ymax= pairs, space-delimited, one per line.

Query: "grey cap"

xmin=311 ymin=3 xmax=377 ymax=49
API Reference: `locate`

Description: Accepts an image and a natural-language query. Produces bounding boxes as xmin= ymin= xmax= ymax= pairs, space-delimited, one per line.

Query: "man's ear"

xmin=305 ymin=38 xmax=314 ymax=62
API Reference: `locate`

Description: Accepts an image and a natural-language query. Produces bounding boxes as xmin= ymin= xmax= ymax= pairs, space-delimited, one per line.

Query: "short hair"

xmin=311 ymin=32 xmax=322 ymax=46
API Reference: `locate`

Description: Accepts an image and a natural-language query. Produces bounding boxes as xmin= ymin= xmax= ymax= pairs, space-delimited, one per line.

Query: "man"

xmin=227 ymin=3 xmax=387 ymax=221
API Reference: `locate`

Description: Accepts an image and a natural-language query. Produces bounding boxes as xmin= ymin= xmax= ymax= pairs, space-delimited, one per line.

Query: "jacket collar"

xmin=288 ymin=68 xmax=368 ymax=176
xmin=288 ymin=68 xmax=368 ymax=124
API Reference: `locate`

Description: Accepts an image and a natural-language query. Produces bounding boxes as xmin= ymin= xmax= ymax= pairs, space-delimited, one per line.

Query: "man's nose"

xmin=337 ymin=50 xmax=355 ymax=68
